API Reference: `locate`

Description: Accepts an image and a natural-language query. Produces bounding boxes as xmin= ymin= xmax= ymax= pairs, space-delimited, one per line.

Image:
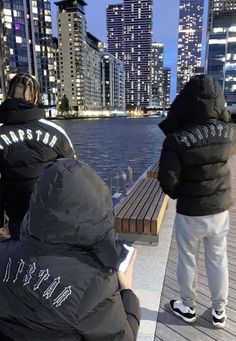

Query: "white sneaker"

xmin=169 ymin=300 xmax=196 ymax=323
xmin=212 ymin=309 xmax=227 ymax=329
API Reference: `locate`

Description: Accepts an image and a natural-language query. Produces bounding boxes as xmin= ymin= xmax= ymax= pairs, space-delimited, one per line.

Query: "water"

xmin=56 ymin=117 xmax=165 ymax=187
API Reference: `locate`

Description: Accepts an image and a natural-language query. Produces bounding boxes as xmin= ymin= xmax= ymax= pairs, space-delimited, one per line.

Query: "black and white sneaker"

xmin=169 ymin=300 xmax=196 ymax=323
xmin=212 ymin=309 xmax=227 ymax=329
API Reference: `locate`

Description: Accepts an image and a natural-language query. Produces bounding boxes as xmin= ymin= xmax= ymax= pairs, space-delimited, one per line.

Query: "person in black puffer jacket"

xmin=0 ymin=73 xmax=75 ymax=239
xmin=0 ymin=159 xmax=140 ymax=341
xmin=158 ymin=75 xmax=236 ymax=329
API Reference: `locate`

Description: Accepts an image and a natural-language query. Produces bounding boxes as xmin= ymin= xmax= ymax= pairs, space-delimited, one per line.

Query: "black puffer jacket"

xmin=0 ymin=159 xmax=140 ymax=341
xmin=158 ymin=75 xmax=236 ymax=216
xmin=0 ymin=98 xmax=75 ymax=226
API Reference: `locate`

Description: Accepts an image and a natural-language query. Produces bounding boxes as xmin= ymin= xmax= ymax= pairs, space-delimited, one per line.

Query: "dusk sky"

xmin=51 ymin=0 xmax=208 ymax=99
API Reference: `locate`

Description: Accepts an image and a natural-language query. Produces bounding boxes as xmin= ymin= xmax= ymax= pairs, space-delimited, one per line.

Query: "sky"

xmin=51 ymin=0 xmax=208 ymax=100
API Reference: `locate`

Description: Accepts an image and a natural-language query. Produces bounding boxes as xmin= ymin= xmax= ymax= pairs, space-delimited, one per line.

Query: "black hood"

xmin=159 ymin=75 xmax=230 ymax=135
xmin=21 ymin=159 xmax=123 ymax=270
xmin=0 ymin=98 xmax=45 ymax=124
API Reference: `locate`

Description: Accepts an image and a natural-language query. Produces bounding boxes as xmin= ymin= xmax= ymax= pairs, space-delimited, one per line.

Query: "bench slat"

xmin=115 ymin=179 xmax=146 ymax=232
xmin=115 ymin=160 xmax=169 ymax=240
xmin=147 ymin=161 xmax=159 ymax=179
xmin=142 ymin=185 xmax=163 ymax=235
xmin=151 ymin=194 xmax=169 ymax=235
xmin=122 ymin=179 xmax=155 ymax=233
xmin=129 ymin=180 xmax=158 ymax=233
xmin=136 ymin=183 xmax=161 ymax=234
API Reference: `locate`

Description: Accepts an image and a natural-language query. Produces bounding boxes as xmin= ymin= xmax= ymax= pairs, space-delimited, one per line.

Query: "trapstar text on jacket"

xmin=0 ymin=128 xmax=57 ymax=149
xmin=3 ymin=257 xmax=72 ymax=308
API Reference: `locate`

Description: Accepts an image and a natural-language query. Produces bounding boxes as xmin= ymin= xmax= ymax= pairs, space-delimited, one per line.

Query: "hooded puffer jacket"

xmin=0 ymin=159 xmax=140 ymax=341
xmin=0 ymin=98 xmax=75 ymax=227
xmin=158 ymin=75 xmax=236 ymax=216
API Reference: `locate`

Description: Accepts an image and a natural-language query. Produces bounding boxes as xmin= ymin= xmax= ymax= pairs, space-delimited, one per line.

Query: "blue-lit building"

xmin=163 ymin=67 xmax=171 ymax=109
xmin=107 ymin=4 xmax=123 ymax=62
xmin=207 ymin=0 xmax=236 ymax=106
xmin=101 ymin=52 xmax=125 ymax=111
xmin=177 ymin=0 xmax=204 ymax=94
xmin=0 ymin=0 xmax=56 ymax=105
xmin=150 ymin=43 xmax=164 ymax=108
xmin=107 ymin=0 xmax=153 ymax=109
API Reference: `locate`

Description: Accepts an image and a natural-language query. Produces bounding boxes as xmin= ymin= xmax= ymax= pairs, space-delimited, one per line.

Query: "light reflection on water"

xmin=56 ymin=117 xmax=165 ymax=186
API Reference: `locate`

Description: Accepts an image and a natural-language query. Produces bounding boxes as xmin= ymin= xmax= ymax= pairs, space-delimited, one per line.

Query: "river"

xmin=56 ymin=117 xmax=165 ymax=189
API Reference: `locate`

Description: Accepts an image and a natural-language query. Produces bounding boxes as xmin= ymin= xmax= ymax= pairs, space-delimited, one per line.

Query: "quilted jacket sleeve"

xmin=78 ymin=278 xmax=140 ymax=340
xmin=158 ymin=135 xmax=181 ymax=199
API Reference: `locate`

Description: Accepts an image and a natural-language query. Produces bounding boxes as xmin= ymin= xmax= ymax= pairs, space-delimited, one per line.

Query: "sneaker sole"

xmin=169 ymin=302 xmax=196 ymax=323
xmin=212 ymin=316 xmax=227 ymax=329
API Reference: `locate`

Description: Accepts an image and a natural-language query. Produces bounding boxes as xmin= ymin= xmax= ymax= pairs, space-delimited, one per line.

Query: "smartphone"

xmin=118 ymin=244 xmax=135 ymax=272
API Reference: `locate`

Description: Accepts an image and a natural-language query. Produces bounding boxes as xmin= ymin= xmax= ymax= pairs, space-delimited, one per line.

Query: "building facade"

xmin=0 ymin=0 xmax=56 ymax=105
xmin=107 ymin=0 xmax=153 ymax=109
xmin=101 ymin=52 xmax=125 ymax=111
xmin=177 ymin=0 xmax=204 ymax=94
xmin=207 ymin=0 xmax=236 ymax=106
xmin=163 ymin=67 xmax=171 ymax=109
xmin=56 ymin=0 xmax=87 ymax=112
xmin=84 ymin=33 xmax=102 ymax=110
xmin=56 ymin=0 xmax=103 ymax=112
xmin=107 ymin=4 xmax=123 ymax=61
xmin=150 ymin=43 xmax=164 ymax=108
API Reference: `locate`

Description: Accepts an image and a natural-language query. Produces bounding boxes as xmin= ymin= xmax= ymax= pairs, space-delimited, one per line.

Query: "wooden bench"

xmin=147 ymin=161 xmax=159 ymax=179
xmin=115 ymin=176 xmax=169 ymax=243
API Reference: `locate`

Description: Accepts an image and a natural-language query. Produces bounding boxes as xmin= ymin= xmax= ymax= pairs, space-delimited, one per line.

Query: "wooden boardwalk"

xmin=155 ymin=159 xmax=236 ymax=341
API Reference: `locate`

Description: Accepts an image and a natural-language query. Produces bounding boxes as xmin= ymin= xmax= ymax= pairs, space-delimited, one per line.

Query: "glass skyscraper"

xmin=0 ymin=0 xmax=56 ymax=105
xmin=207 ymin=0 xmax=236 ymax=106
xmin=107 ymin=4 xmax=123 ymax=62
xmin=150 ymin=43 xmax=164 ymax=108
xmin=177 ymin=0 xmax=204 ymax=94
xmin=107 ymin=0 xmax=153 ymax=109
xmin=163 ymin=67 xmax=171 ymax=109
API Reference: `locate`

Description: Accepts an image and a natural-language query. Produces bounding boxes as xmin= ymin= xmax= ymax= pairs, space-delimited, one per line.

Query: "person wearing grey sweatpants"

xmin=158 ymin=75 xmax=236 ymax=328
xmin=175 ymin=212 xmax=229 ymax=311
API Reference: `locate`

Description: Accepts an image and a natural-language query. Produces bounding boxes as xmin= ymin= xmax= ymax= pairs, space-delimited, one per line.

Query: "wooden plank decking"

xmin=154 ymin=157 xmax=236 ymax=341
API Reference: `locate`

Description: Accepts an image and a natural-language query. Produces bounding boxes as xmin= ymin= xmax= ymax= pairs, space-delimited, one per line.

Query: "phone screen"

xmin=118 ymin=244 xmax=135 ymax=272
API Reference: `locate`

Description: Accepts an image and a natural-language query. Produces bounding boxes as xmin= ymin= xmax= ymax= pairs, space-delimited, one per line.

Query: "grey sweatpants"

xmin=174 ymin=211 xmax=229 ymax=311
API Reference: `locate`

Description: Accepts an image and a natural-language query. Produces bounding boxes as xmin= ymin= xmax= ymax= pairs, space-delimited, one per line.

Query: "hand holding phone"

xmin=118 ymin=245 xmax=137 ymax=290
xmin=118 ymin=244 xmax=135 ymax=272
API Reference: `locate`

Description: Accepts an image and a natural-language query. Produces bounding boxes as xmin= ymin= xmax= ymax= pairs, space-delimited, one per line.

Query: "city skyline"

xmin=51 ymin=0 xmax=208 ymax=100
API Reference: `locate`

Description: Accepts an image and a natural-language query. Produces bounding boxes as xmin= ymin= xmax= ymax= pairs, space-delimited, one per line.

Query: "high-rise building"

xmin=150 ymin=43 xmax=164 ymax=108
xmin=107 ymin=4 xmax=123 ymax=61
xmin=177 ymin=0 xmax=204 ymax=94
xmin=56 ymin=0 xmax=87 ymax=112
xmin=84 ymin=33 xmax=102 ymax=110
xmin=52 ymin=37 xmax=60 ymax=99
xmin=207 ymin=0 xmax=236 ymax=106
xmin=101 ymin=52 xmax=125 ymax=111
xmin=163 ymin=67 xmax=171 ymax=109
xmin=107 ymin=0 xmax=153 ymax=108
xmin=0 ymin=0 xmax=56 ymax=105
xmin=56 ymin=0 xmax=102 ymax=112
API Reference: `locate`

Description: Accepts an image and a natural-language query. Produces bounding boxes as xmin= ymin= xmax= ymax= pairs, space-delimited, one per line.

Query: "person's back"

xmin=0 ymin=73 xmax=75 ymax=238
xmin=158 ymin=74 xmax=236 ymax=328
xmin=0 ymin=159 xmax=140 ymax=340
xmin=158 ymin=74 xmax=234 ymax=215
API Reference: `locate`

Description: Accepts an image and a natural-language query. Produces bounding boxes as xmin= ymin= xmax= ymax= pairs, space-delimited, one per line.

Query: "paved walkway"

xmin=135 ymin=156 xmax=236 ymax=341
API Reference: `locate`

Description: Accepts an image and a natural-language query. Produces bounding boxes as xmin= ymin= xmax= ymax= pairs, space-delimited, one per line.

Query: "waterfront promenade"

xmin=134 ymin=155 xmax=236 ymax=341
